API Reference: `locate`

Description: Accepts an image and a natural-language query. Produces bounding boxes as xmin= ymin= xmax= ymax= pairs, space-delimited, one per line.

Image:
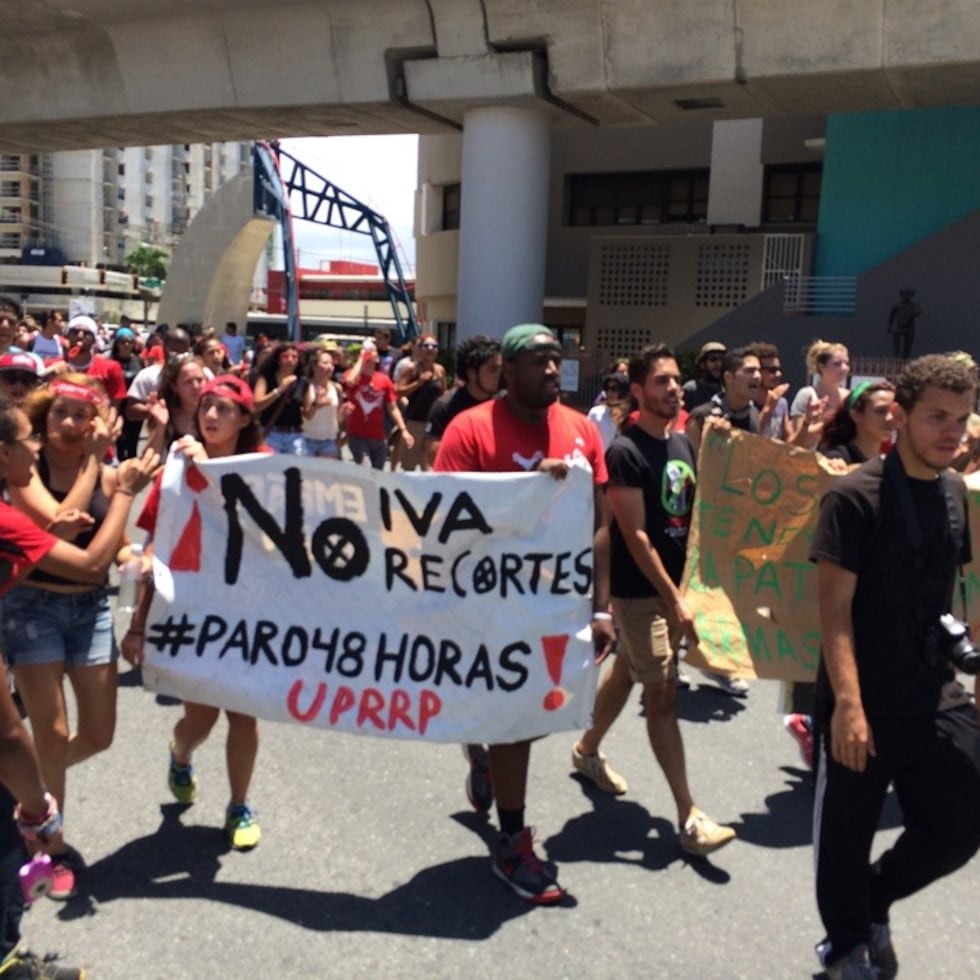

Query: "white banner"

xmin=142 ymin=454 xmax=599 ymax=743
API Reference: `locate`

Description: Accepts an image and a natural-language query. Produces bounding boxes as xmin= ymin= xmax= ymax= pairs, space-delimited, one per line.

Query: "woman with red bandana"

xmin=122 ymin=376 xmax=268 ymax=851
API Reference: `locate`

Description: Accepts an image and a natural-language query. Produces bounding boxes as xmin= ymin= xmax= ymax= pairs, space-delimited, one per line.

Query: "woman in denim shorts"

xmin=301 ymin=348 xmax=344 ymax=459
xmin=2 ymin=375 xmax=142 ymax=900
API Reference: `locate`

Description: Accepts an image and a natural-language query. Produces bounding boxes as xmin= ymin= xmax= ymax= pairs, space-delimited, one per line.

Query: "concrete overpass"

xmin=3 ymin=1 xmax=980 ymax=153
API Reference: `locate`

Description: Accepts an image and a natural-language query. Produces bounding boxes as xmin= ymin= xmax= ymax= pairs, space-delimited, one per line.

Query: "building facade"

xmin=0 ymin=140 xmax=252 ymax=322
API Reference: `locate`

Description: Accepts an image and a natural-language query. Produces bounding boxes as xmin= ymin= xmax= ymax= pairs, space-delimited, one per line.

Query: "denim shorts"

xmin=265 ymin=429 xmax=306 ymax=455
xmin=304 ymin=437 xmax=339 ymax=458
xmin=0 ymin=585 xmax=117 ymax=668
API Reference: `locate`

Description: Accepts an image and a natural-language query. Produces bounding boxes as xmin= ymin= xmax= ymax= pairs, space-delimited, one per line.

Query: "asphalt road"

xmin=18 ymin=634 xmax=980 ymax=980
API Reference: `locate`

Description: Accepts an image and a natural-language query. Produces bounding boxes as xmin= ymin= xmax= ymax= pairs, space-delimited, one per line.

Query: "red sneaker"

xmin=783 ymin=713 xmax=814 ymax=770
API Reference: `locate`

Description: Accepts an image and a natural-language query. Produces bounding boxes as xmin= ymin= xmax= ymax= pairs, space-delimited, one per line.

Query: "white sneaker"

xmin=700 ymin=670 xmax=750 ymax=697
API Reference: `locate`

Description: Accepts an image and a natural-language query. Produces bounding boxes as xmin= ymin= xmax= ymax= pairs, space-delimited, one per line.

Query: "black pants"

xmin=891 ymin=330 xmax=914 ymax=359
xmin=813 ymin=704 xmax=980 ymax=959
xmin=0 ymin=784 xmax=26 ymax=960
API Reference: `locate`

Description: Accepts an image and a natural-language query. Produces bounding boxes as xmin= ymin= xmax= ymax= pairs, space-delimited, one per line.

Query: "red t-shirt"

xmin=344 ymin=370 xmax=396 ymax=441
xmin=85 ymin=356 xmax=127 ymax=403
xmin=434 ymin=399 xmax=608 ymax=486
xmin=51 ymin=356 xmax=127 ymax=403
xmin=0 ymin=501 xmax=57 ymax=598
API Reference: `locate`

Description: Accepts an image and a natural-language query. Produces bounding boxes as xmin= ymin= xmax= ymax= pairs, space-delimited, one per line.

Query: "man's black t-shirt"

xmin=607 ymin=426 xmax=697 ymax=599
xmin=425 ymin=386 xmax=481 ymax=441
xmin=689 ymin=394 xmax=760 ymax=437
xmin=822 ymin=443 xmax=868 ymax=465
xmin=809 ymin=452 xmax=971 ymax=718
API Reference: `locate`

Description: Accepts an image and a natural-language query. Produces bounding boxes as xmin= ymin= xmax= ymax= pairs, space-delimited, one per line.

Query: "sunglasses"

xmin=1 ymin=371 xmax=39 ymax=386
xmin=420 ymin=343 xmax=438 ymax=351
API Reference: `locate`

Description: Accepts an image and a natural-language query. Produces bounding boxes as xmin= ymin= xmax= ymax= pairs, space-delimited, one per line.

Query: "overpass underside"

xmin=2 ymin=0 xmax=980 ymax=152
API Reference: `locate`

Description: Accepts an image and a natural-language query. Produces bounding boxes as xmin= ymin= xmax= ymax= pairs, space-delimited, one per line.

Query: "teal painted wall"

xmin=815 ymin=107 xmax=980 ymax=276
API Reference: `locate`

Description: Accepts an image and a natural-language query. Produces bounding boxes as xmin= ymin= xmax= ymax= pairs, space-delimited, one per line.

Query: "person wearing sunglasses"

xmin=0 ymin=353 xmax=41 ymax=407
xmin=395 ymin=334 xmax=446 ymax=471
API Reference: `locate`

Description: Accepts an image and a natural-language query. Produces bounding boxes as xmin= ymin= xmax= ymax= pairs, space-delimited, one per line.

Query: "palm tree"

xmin=125 ymin=245 xmax=168 ymax=326
xmin=124 ymin=244 xmax=168 ymax=282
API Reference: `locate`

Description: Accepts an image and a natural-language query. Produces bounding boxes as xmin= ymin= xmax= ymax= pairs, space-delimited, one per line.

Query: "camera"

xmin=924 ymin=614 xmax=980 ymax=675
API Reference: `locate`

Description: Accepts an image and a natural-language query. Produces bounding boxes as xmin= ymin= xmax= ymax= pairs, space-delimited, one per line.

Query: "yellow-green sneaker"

xmin=225 ymin=804 xmax=261 ymax=851
xmin=168 ymin=742 xmax=197 ymax=805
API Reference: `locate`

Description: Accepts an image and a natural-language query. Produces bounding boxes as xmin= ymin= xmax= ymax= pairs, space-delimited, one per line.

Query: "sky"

xmin=277 ymin=135 xmax=419 ymax=275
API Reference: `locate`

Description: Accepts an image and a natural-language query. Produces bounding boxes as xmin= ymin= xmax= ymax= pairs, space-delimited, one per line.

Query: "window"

xmin=442 ymin=183 xmax=461 ymax=231
xmin=567 ymin=170 xmax=709 ymax=227
xmin=763 ymin=164 xmax=822 ymax=224
xmin=0 ymin=182 xmax=20 ymax=198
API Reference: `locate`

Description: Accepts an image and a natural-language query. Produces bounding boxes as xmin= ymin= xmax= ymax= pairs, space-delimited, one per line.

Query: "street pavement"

xmin=19 ymin=634 xmax=980 ymax=979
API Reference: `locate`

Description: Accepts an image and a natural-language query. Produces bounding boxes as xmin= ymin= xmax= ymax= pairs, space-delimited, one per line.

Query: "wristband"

xmin=15 ymin=793 xmax=62 ymax=843
xmin=114 ymin=488 xmax=135 ymax=498
xmin=127 ymin=628 xmax=144 ymax=636
xmin=592 ymin=611 xmax=613 ymax=622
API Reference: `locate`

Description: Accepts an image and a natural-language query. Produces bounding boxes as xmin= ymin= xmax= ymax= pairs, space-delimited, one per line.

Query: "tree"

xmin=124 ymin=244 xmax=168 ymax=281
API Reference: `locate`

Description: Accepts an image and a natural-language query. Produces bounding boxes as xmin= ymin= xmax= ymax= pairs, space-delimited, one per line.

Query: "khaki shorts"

xmin=611 ymin=595 xmax=682 ymax=687
xmin=398 ymin=419 xmax=429 ymax=471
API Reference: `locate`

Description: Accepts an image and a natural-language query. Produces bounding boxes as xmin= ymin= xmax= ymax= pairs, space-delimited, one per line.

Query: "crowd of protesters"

xmin=0 ymin=303 xmax=978 ymax=978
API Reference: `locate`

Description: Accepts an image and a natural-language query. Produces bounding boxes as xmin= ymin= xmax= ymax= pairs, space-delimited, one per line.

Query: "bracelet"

xmin=127 ymin=628 xmax=144 ymax=636
xmin=114 ymin=488 xmax=135 ymax=498
xmin=15 ymin=792 xmax=62 ymax=843
xmin=592 ymin=611 xmax=613 ymax=622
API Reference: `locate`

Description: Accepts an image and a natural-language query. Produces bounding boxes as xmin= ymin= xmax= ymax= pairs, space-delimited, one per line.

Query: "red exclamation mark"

xmin=541 ymin=634 xmax=569 ymax=711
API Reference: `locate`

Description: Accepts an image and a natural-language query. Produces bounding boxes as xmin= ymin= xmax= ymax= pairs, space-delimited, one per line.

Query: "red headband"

xmin=50 ymin=379 xmax=107 ymax=407
xmin=199 ymin=375 xmax=254 ymax=414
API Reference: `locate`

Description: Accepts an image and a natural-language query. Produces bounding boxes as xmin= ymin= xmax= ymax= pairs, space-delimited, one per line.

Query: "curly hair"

xmin=454 ymin=335 xmax=501 ymax=381
xmin=0 ymin=393 xmax=20 ymax=445
xmin=24 ymin=372 xmax=110 ymax=438
xmin=895 ymin=354 xmax=977 ymax=411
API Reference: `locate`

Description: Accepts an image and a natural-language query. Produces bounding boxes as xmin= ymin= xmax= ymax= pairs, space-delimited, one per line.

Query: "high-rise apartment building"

xmin=0 ymin=153 xmax=46 ymax=261
xmin=0 ymin=141 xmax=251 ymax=268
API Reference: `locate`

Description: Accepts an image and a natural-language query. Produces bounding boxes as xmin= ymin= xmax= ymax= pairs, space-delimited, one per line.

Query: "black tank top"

xmin=27 ymin=454 xmax=111 ymax=587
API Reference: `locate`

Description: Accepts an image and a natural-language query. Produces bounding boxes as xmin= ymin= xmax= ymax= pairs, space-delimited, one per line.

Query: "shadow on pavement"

xmin=674 ymin=686 xmax=748 ymax=725
xmin=732 ymin=767 xmax=813 ymax=849
xmin=734 ymin=765 xmax=903 ymax=850
xmin=543 ymin=783 xmax=732 ymax=884
xmin=58 ymin=804 xmax=539 ymax=938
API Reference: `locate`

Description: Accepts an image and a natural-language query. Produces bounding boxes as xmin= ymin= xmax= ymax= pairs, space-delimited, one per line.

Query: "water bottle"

xmin=117 ymin=543 xmax=144 ymax=615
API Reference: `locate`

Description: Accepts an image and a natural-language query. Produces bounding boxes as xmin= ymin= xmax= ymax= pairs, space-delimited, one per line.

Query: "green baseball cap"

xmin=501 ymin=323 xmax=560 ymax=362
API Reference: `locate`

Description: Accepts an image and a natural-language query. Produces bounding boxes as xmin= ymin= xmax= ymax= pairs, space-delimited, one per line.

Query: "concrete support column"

xmin=456 ymin=106 xmax=550 ymax=342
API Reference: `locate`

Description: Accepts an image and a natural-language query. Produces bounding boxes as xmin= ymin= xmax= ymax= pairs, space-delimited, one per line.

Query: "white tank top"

xmin=304 ymin=383 xmax=340 ymax=439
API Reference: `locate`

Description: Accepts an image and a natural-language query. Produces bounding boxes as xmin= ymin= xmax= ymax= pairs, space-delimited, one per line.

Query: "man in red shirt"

xmin=434 ymin=323 xmax=613 ymax=904
xmin=64 ymin=316 xmax=126 ymax=408
xmin=342 ymin=341 xmax=413 ymax=469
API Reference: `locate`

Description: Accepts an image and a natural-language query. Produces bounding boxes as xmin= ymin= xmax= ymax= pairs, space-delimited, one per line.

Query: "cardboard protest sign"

xmin=681 ymin=424 xmax=840 ymax=683
xmin=682 ymin=427 xmax=980 ymax=682
xmin=141 ymin=454 xmax=600 ymax=743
